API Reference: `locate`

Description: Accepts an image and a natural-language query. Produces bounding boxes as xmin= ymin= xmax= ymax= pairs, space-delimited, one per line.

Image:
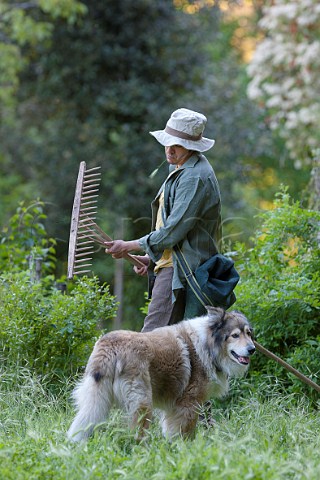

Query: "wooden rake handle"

xmin=254 ymin=340 xmax=320 ymax=394
xmin=81 ymin=216 xmax=146 ymax=269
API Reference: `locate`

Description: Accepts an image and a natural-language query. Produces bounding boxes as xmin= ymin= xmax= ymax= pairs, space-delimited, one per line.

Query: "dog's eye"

xmin=231 ymin=333 xmax=240 ymax=339
xmin=247 ymin=330 xmax=252 ymax=337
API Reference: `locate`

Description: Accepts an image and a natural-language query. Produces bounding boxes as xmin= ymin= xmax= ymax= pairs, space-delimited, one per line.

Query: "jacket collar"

xmin=154 ymin=153 xmax=202 ymax=202
xmin=168 ymin=152 xmax=201 ymax=174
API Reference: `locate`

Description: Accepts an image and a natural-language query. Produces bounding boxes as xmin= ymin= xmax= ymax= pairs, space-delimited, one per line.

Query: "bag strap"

xmin=173 ymin=246 xmax=213 ymax=308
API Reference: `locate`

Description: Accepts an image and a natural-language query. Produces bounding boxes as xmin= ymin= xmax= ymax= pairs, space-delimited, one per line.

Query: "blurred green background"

xmin=1 ymin=0 xmax=317 ymax=327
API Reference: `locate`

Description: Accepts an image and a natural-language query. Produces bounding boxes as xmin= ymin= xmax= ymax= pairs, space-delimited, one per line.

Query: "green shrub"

xmin=234 ymin=188 xmax=320 ymax=394
xmin=0 ymin=200 xmax=117 ymax=380
xmin=0 ymin=200 xmax=56 ymax=275
xmin=0 ymin=273 xmax=117 ymax=380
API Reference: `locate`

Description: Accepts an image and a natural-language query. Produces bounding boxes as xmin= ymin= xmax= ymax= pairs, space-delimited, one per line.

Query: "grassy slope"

xmin=0 ymin=371 xmax=319 ymax=480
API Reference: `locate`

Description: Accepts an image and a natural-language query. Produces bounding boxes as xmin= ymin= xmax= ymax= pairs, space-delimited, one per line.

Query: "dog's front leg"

xmin=161 ymin=404 xmax=198 ymax=439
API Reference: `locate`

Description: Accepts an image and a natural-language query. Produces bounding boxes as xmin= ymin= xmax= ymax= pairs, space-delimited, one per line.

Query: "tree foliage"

xmin=235 ymin=188 xmax=320 ymax=394
xmin=0 ymin=0 xmax=311 ymax=322
xmin=0 ymin=0 xmax=87 ymax=113
xmin=0 ymin=1 xmax=276 ymax=243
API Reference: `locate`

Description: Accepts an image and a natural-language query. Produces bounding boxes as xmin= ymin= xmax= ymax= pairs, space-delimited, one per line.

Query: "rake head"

xmin=67 ymin=162 xmax=102 ymax=279
xmin=68 ymin=162 xmax=146 ymax=279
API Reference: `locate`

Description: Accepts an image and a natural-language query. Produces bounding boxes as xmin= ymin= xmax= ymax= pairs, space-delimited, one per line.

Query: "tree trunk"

xmin=309 ymin=162 xmax=320 ymax=211
xmin=308 ymin=157 xmax=320 ymax=247
xmin=113 ymin=257 xmax=124 ymax=330
xmin=312 ymin=165 xmax=320 ymax=210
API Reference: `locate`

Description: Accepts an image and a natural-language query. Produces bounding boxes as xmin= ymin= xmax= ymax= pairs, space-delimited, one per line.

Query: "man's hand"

xmin=133 ymin=255 xmax=150 ymax=276
xmin=105 ymin=239 xmax=141 ymax=258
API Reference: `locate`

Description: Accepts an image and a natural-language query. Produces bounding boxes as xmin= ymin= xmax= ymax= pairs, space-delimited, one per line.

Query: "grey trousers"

xmin=141 ymin=267 xmax=186 ymax=332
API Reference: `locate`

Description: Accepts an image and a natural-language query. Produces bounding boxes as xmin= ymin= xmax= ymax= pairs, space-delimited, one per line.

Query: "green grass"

xmin=0 ymin=369 xmax=319 ymax=480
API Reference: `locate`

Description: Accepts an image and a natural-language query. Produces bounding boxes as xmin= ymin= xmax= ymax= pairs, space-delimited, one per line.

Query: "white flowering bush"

xmin=247 ymin=0 xmax=320 ymax=166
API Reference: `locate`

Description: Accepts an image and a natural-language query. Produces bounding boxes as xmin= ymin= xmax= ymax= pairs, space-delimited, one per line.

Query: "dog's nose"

xmin=248 ymin=346 xmax=255 ymax=356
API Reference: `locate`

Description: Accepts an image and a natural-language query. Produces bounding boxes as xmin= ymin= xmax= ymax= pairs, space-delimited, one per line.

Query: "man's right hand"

xmin=105 ymin=239 xmax=141 ymax=258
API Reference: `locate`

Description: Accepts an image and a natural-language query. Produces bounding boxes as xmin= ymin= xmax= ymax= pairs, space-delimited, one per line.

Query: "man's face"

xmin=165 ymin=145 xmax=192 ymax=167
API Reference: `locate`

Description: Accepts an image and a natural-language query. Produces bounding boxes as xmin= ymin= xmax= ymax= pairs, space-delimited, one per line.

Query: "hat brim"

xmin=149 ymin=130 xmax=215 ymax=152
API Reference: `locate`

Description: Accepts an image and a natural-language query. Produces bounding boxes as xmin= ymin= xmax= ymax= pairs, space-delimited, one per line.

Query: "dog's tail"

xmin=67 ymin=372 xmax=113 ymax=442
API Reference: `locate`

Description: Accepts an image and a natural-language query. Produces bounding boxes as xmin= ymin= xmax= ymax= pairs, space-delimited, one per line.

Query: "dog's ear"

xmin=207 ymin=307 xmax=227 ymax=337
xmin=205 ymin=306 xmax=225 ymax=318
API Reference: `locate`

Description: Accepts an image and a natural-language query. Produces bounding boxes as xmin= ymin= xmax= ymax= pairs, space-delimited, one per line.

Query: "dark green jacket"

xmin=139 ymin=152 xmax=222 ymax=292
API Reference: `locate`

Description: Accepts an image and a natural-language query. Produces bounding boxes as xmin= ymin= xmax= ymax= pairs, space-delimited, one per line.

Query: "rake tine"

xmin=77 ymin=230 xmax=96 ymax=237
xmin=75 ymin=251 xmax=94 ymax=258
xmin=75 ymin=255 xmax=93 ymax=261
xmin=80 ymin=195 xmax=99 ymax=201
xmin=80 ymin=211 xmax=97 ymax=216
xmin=83 ymin=172 xmax=100 ymax=178
xmin=74 ymin=265 xmax=92 ymax=270
xmin=82 ymin=189 xmax=99 ymax=195
xmin=79 ymin=232 xmax=106 ymax=247
xmin=79 ymin=218 xmax=97 ymax=223
xmin=84 ymin=166 xmax=101 ymax=173
xmin=84 ymin=166 xmax=101 ymax=172
xmin=83 ymin=174 xmax=101 ymax=181
xmin=83 ymin=185 xmax=100 ymax=191
xmin=76 ymin=245 xmax=94 ymax=250
xmin=81 ymin=227 xmax=107 ymax=246
xmin=78 ymin=231 xmax=97 ymax=238
xmin=76 ymin=238 xmax=95 ymax=245
xmin=83 ymin=184 xmax=100 ymax=190
xmin=82 ymin=216 xmax=112 ymax=242
xmin=83 ymin=180 xmax=100 ymax=186
xmin=80 ymin=200 xmax=98 ymax=206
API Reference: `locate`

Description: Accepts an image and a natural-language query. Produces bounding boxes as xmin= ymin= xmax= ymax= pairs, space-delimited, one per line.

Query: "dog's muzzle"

xmin=231 ymin=345 xmax=255 ymax=366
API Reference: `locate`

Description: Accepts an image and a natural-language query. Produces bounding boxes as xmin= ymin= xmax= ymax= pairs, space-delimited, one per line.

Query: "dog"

xmin=67 ymin=307 xmax=255 ymax=441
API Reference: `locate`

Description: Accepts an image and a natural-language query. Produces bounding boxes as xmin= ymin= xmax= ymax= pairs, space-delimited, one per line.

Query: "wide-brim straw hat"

xmin=150 ymin=108 xmax=215 ymax=152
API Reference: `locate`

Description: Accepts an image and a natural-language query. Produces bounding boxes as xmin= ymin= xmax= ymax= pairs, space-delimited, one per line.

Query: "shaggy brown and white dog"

xmin=67 ymin=307 xmax=255 ymax=441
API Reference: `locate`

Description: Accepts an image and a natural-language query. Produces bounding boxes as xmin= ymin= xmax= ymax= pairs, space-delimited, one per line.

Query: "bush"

xmin=234 ymin=188 xmax=320 ymax=395
xmin=0 ymin=200 xmax=117 ymax=380
xmin=0 ymin=273 xmax=117 ymax=380
xmin=0 ymin=200 xmax=57 ymax=275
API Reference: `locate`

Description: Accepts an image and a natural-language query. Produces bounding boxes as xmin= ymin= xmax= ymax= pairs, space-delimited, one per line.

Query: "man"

xmin=105 ymin=108 xmax=222 ymax=332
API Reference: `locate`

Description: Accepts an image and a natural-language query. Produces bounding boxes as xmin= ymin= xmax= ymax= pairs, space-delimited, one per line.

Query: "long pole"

xmin=254 ymin=341 xmax=320 ymax=394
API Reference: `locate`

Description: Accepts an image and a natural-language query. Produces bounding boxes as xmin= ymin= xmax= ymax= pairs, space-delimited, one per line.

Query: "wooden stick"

xmin=81 ymin=216 xmax=146 ymax=269
xmin=254 ymin=340 xmax=320 ymax=394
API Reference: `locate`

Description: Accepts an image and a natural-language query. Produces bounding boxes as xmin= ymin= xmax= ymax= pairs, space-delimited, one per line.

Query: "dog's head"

xmin=206 ymin=306 xmax=255 ymax=376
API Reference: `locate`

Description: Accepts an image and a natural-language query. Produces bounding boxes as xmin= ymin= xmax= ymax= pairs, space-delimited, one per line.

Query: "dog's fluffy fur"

xmin=67 ymin=307 xmax=255 ymax=441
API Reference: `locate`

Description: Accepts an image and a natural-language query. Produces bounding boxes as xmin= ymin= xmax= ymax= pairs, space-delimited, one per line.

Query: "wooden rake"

xmin=67 ymin=161 xmax=145 ymax=279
